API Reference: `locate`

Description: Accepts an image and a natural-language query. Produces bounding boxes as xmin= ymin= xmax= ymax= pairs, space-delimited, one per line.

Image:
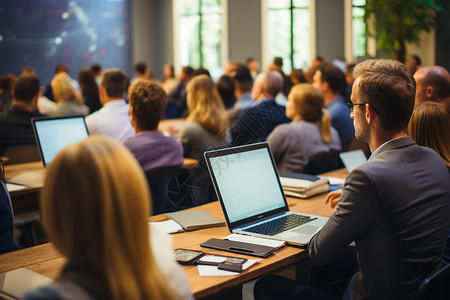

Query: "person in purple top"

xmin=123 ymin=80 xmax=183 ymax=172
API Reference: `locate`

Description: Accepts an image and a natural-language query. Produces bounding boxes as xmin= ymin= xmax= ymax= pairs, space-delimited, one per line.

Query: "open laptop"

xmin=31 ymin=115 xmax=89 ymax=166
xmin=204 ymin=143 xmax=328 ymax=247
xmin=339 ymin=149 xmax=368 ymax=172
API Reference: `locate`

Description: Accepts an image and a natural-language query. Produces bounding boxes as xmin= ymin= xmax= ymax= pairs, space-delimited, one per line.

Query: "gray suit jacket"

xmin=308 ymin=136 xmax=450 ymax=300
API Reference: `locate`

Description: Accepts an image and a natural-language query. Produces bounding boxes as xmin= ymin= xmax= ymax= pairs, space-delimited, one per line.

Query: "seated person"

xmin=413 ymin=66 xmax=450 ymax=109
xmin=254 ymin=59 xmax=450 ymax=300
xmin=85 ymin=69 xmax=134 ymax=142
xmin=0 ymin=159 xmax=18 ymax=254
xmin=0 ymin=75 xmax=45 ymax=155
xmin=230 ymin=71 xmax=290 ymax=146
xmin=24 ymin=136 xmax=193 ymax=300
xmin=123 ymin=80 xmax=183 ymax=172
xmin=267 ymin=83 xmax=341 ymax=174
xmin=178 ymin=75 xmax=229 ymax=160
xmin=50 ymin=72 xmax=89 ymax=116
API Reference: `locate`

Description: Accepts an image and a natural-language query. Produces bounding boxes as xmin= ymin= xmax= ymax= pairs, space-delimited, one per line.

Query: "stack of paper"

xmin=280 ymin=172 xmax=330 ymax=199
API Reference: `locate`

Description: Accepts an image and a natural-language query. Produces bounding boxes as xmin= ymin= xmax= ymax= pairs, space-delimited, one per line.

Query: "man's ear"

xmin=365 ymin=103 xmax=376 ymax=124
xmin=129 ymin=105 xmax=135 ymax=126
xmin=426 ymin=86 xmax=434 ymax=98
xmin=322 ymin=81 xmax=330 ymax=93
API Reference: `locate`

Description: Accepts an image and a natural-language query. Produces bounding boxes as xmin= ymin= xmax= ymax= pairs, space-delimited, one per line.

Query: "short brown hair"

xmin=314 ymin=63 xmax=346 ymax=93
xmin=128 ymin=80 xmax=167 ymax=130
xmin=101 ymin=69 xmax=127 ymax=98
xmin=353 ymin=59 xmax=415 ymax=132
xmin=13 ymin=75 xmax=40 ymax=103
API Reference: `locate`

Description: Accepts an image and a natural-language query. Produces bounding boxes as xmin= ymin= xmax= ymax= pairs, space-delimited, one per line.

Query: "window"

xmin=263 ymin=0 xmax=312 ymax=73
xmin=352 ymin=0 xmax=366 ymax=58
xmin=173 ymin=0 xmax=227 ymax=79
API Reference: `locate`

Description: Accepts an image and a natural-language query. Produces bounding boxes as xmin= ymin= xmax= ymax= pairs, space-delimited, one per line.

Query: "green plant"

xmin=364 ymin=0 xmax=448 ymax=63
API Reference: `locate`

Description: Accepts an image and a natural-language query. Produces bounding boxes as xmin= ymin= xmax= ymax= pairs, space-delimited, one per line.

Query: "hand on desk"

xmin=325 ymin=189 xmax=343 ymax=209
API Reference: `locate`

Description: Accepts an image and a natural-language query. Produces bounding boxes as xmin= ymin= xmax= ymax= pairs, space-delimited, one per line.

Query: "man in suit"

xmin=254 ymin=59 xmax=450 ymax=300
xmin=230 ymin=71 xmax=290 ymax=146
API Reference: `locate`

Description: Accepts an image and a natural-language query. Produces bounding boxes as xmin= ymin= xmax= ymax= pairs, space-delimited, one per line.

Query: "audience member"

xmin=123 ymin=80 xmax=183 ymax=172
xmin=344 ymin=63 xmax=356 ymax=102
xmin=179 ymin=75 xmax=229 ymax=160
xmin=0 ymin=159 xmax=17 ymax=254
xmin=217 ymin=75 xmax=236 ymax=110
xmin=20 ymin=67 xmax=56 ymax=114
xmin=90 ymin=63 xmax=102 ymax=86
xmin=50 ymin=73 xmax=89 ymax=116
xmin=0 ymin=74 xmax=16 ymax=116
xmin=85 ymin=69 xmax=134 ymax=141
xmin=192 ymin=67 xmax=211 ymax=78
xmin=161 ymin=63 xmax=178 ymax=95
xmin=0 ymin=75 xmax=45 ymax=155
xmin=167 ymin=66 xmax=194 ymax=118
xmin=267 ymin=83 xmax=341 ymax=174
xmin=413 ymin=65 xmax=450 ymax=109
xmin=43 ymin=64 xmax=80 ymax=101
xmin=23 ymin=136 xmax=193 ymax=300
xmin=408 ymin=102 xmax=450 ymax=168
xmin=78 ymin=68 xmax=102 ymax=113
xmin=232 ymin=67 xmax=254 ymax=109
xmin=230 ymin=71 xmax=290 ymax=146
xmin=290 ymin=68 xmax=307 ymax=85
xmin=224 ymin=62 xmax=244 ymax=77
xmin=131 ymin=61 xmax=151 ymax=85
xmin=406 ymin=54 xmax=421 ymax=75
xmin=246 ymin=57 xmax=260 ymax=80
xmin=254 ymin=59 xmax=450 ymax=300
xmin=313 ymin=63 xmax=354 ymax=150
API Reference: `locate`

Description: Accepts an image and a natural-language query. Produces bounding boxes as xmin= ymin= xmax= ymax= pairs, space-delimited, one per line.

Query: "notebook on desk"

xmin=31 ymin=115 xmax=89 ymax=166
xmin=204 ymin=143 xmax=328 ymax=247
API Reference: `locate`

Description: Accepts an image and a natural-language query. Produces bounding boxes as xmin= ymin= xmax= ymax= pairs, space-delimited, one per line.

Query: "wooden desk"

xmin=0 ymin=169 xmax=346 ymax=298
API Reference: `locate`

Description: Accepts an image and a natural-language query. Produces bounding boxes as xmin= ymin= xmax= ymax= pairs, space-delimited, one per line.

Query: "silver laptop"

xmin=31 ymin=115 xmax=89 ymax=166
xmin=339 ymin=149 xmax=367 ymax=172
xmin=204 ymin=142 xmax=328 ymax=247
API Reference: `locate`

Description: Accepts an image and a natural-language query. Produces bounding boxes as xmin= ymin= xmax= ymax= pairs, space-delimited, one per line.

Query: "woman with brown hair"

xmin=408 ymin=102 xmax=450 ymax=167
xmin=267 ymin=83 xmax=341 ymax=174
xmin=179 ymin=75 xmax=229 ymax=160
xmin=51 ymin=72 xmax=89 ymax=116
xmin=24 ymin=136 xmax=192 ymax=300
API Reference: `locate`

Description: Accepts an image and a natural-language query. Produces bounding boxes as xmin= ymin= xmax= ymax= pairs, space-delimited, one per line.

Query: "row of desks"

xmin=2 ymin=162 xmax=347 ymax=298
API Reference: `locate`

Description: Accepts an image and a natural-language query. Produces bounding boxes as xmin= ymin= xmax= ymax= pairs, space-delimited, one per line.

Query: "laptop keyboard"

xmin=245 ymin=214 xmax=317 ymax=236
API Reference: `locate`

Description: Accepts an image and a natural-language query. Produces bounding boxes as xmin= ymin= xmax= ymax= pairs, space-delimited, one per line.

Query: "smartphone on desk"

xmin=174 ymin=248 xmax=205 ymax=265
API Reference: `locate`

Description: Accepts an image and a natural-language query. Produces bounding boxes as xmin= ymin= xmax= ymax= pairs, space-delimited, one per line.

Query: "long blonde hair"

xmin=41 ymin=136 xmax=175 ymax=299
xmin=408 ymin=102 xmax=450 ymax=166
xmin=290 ymin=83 xmax=333 ymax=143
xmin=186 ymin=75 xmax=228 ymax=136
xmin=51 ymin=72 xmax=83 ymax=104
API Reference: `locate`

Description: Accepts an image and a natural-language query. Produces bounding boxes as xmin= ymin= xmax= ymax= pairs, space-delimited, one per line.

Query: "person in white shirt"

xmin=85 ymin=69 xmax=134 ymax=141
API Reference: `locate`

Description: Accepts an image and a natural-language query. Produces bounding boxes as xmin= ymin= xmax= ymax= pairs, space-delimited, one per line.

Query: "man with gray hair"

xmin=254 ymin=59 xmax=450 ymax=300
xmin=230 ymin=71 xmax=290 ymax=146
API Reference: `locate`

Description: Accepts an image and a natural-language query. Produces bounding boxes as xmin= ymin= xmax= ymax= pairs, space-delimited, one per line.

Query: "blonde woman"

xmin=408 ymin=102 xmax=450 ymax=167
xmin=267 ymin=83 xmax=341 ymax=174
xmin=179 ymin=75 xmax=229 ymax=159
xmin=24 ymin=136 xmax=193 ymax=300
xmin=51 ymin=72 xmax=89 ymax=116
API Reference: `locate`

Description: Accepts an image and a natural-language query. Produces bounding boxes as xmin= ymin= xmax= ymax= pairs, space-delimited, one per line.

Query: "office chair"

xmin=415 ymin=263 xmax=450 ymax=300
xmin=303 ymin=149 xmax=342 ymax=175
xmin=3 ymin=144 xmax=41 ymax=165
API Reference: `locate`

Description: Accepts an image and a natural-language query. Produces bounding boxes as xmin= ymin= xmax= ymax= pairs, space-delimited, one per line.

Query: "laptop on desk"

xmin=339 ymin=149 xmax=368 ymax=172
xmin=31 ymin=115 xmax=89 ymax=166
xmin=204 ymin=143 xmax=328 ymax=247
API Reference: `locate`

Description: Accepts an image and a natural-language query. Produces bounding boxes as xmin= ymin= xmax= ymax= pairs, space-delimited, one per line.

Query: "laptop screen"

xmin=339 ymin=149 xmax=367 ymax=172
xmin=206 ymin=144 xmax=286 ymax=224
xmin=32 ymin=115 xmax=89 ymax=166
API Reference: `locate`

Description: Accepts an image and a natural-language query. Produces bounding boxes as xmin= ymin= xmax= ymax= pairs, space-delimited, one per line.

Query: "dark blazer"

xmin=308 ymin=136 xmax=450 ymax=300
xmin=229 ymin=99 xmax=290 ymax=146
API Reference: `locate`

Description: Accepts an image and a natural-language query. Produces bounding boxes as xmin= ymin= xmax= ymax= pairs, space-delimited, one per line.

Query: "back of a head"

xmin=187 ymin=74 xmax=217 ymax=109
xmin=42 ymin=136 xmax=174 ymax=299
xmin=421 ymin=67 xmax=450 ymax=101
xmin=408 ymin=102 xmax=450 ymax=166
xmin=192 ymin=67 xmax=211 ymax=78
xmin=101 ymin=69 xmax=127 ymax=98
xmin=291 ymin=83 xmax=324 ymax=122
xmin=51 ymin=72 xmax=79 ymax=103
xmin=315 ymin=63 xmax=346 ymax=93
xmin=13 ymin=75 xmax=40 ymax=103
xmin=353 ymin=59 xmax=415 ymax=133
xmin=129 ymin=80 xmax=167 ymax=130
xmin=260 ymin=71 xmax=283 ymax=98
xmin=21 ymin=66 xmax=36 ymax=76
xmin=90 ymin=63 xmax=102 ymax=74
xmin=55 ymin=64 xmax=69 ymax=74
xmin=134 ymin=62 xmax=147 ymax=75
xmin=217 ymin=75 xmax=236 ymax=109
xmin=78 ymin=68 xmax=98 ymax=95
xmin=233 ymin=67 xmax=253 ymax=93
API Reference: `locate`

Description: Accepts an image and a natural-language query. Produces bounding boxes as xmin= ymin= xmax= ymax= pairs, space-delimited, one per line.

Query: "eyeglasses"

xmin=347 ymin=102 xmax=379 ymax=114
